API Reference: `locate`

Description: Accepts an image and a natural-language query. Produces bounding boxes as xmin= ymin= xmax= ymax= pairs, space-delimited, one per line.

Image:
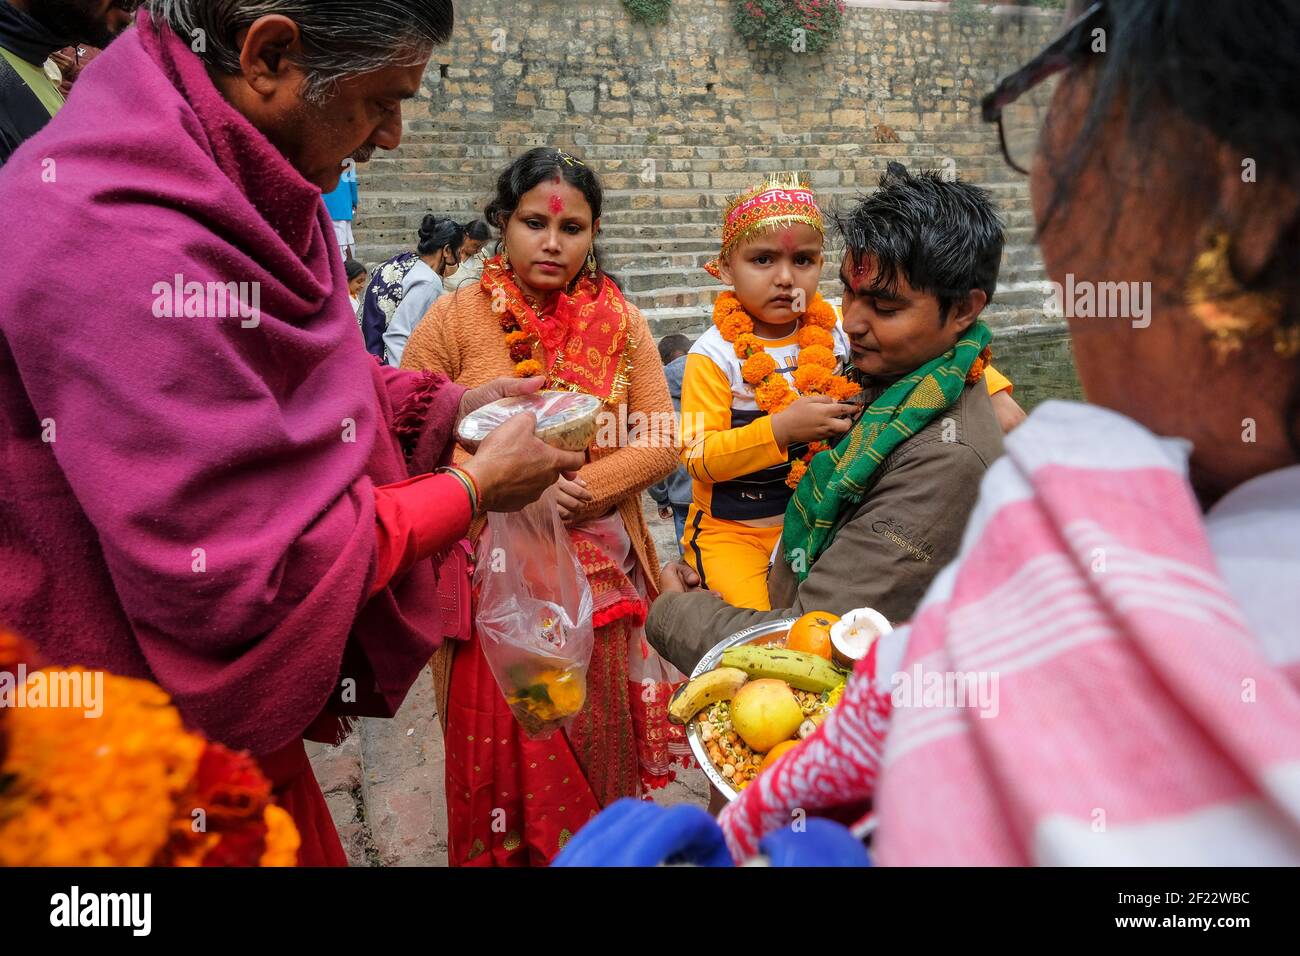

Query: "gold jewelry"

xmin=1185 ymin=229 xmax=1285 ymax=360
xmin=437 ymin=466 xmax=481 ymax=517
xmin=501 ymin=245 xmax=510 ymax=269
xmin=585 ymin=247 xmax=597 ymax=276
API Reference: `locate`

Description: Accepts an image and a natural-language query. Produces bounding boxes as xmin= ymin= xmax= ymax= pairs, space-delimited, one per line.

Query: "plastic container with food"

xmin=457 ymin=390 xmax=603 ymax=452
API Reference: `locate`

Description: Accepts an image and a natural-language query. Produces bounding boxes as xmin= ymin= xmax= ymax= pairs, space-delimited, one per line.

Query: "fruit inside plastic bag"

xmin=473 ymin=500 xmax=595 ymax=739
xmin=504 ymin=662 xmax=588 ymax=738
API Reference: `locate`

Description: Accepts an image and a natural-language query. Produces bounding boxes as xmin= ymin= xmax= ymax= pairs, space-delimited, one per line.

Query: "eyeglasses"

xmin=980 ymin=1 xmax=1108 ymax=175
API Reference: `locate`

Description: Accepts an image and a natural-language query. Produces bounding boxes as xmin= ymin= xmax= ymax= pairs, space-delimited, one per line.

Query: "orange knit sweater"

xmin=401 ymin=281 xmax=677 ymax=597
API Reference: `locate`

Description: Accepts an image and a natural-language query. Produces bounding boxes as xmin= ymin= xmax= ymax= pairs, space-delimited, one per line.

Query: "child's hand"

xmin=771 ymin=395 xmax=856 ymax=448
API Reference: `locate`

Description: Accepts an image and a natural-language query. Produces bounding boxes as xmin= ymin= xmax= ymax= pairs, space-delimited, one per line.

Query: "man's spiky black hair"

xmin=835 ymin=162 xmax=1005 ymax=322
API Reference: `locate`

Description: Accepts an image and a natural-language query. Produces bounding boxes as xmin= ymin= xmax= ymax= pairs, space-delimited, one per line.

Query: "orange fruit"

xmin=786 ymin=611 xmax=839 ymax=660
xmin=760 ymin=739 xmax=801 ymax=772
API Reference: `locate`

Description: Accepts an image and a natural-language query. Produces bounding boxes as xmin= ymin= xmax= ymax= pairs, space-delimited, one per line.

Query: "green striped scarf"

xmin=783 ymin=321 xmax=993 ymax=581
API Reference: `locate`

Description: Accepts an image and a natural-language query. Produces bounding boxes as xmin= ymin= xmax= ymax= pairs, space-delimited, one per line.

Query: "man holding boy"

xmin=650 ymin=163 xmax=1007 ymax=674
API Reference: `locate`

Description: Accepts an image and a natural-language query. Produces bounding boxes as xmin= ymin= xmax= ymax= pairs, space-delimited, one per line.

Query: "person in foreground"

xmin=683 ymin=0 xmax=1300 ymax=866
xmin=0 ymin=1 xmax=582 ymax=866
xmin=647 ymin=163 xmax=1007 ymax=677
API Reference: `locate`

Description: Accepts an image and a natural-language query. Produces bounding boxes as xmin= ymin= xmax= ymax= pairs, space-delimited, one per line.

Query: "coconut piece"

xmin=829 ymin=607 xmax=892 ymax=667
xmin=457 ymin=391 xmax=603 ymax=452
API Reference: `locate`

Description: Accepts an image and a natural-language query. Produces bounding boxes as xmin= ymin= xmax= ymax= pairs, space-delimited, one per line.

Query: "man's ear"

xmin=948 ymin=289 xmax=988 ymax=332
xmin=237 ymin=15 xmax=303 ymax=98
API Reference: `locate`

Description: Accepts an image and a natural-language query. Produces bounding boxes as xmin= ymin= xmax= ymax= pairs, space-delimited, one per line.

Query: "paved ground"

xmin=306 ymin=492 xmax=709 ymax=866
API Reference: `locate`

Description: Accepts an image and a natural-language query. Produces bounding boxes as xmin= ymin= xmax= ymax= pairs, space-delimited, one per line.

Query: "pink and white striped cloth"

xmin=720 ymin=401 xmax=1300 ymax=864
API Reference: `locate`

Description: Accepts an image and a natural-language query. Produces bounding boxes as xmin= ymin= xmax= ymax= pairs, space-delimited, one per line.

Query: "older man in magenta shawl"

xmin=0 ymin=2 xmax=582 ymax=864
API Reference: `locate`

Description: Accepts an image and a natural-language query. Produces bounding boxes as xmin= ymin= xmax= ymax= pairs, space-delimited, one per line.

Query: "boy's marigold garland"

xmin=0 ymin=631 xmax=299 ymax=867
xmin=713 ymin=290 xmax=860 ymax=488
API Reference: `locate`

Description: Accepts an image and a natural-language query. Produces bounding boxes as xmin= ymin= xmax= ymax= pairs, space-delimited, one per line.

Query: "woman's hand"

xmin=659 ymin=561 xmax=720 ymax=597
xmin=550 ymin=475 xmax=594 ymax=525
xmin=460 ymin=413 xmax=585 ymax=513
xmin=456 ymin=375 xmax=546 ymax=449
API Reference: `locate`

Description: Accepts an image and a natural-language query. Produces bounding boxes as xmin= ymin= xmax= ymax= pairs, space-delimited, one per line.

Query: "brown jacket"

xmin=646 ymin=378 xmax=1004 ymax=675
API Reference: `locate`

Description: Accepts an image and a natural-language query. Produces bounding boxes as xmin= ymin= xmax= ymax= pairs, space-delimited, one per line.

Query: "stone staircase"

xmin=353 ymin=119 xmax=1052 ymax=339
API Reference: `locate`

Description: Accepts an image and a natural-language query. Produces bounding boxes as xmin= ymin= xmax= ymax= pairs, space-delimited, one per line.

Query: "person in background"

xmin=358 ymin=213 xmax=464 ymax=364
xmin=0 ymin=0 xmax=134 ymax=165
xmin=648 ymin=333 xmax=694 ymax=555
xmin=380 ymin=215 xmax=463 ymax=366
xmin=48 ymin=42 xmax=98 ymax=96
xmin=458 ymin=217 xmax=489 ymax=259
xmin=444 ymin=217 xmax=496 ymax=292
xmin=345 ymin=257 xmax=368 ymax=316
xmin=322 ymin=162 xmax=359 ymax=258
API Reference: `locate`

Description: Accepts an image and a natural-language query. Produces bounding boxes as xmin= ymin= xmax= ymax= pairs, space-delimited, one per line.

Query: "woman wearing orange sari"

xmin=402 ymin=147 xmax=684 ymax=865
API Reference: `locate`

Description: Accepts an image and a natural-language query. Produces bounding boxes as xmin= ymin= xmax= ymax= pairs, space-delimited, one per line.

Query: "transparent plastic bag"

xmin=472 ymin=499 xmax=595 ymax=739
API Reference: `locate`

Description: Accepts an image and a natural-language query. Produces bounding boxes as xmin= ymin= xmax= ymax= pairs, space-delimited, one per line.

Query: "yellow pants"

xmin=680 ymin=506 xmax=782 ymax=611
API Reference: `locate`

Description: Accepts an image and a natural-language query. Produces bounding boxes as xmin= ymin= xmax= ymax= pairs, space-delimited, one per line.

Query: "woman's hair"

xmin=344 ymin=258 xmax=367 ymax=282
xmin=1039 ymin=0 xmax=1300 ymax=451
xmin=484 ymin=147 xmax=609 ymax=278
xmin=417 ymin=215 xmax=465 ymax=259
xmin=145 ymin=1 xmax=453 ymax=103
xmin=463 ymin=219 xmax=493 ymax=242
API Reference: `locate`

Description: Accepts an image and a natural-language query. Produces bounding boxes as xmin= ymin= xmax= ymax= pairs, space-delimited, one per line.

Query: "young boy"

xmin=681 ymin=172 xmax=1022 ymax=610
xmin=679 ymin=173 xmax=859 ymax=609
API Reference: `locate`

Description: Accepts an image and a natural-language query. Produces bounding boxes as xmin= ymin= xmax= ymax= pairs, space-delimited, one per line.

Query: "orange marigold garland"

xmin=965 ymin=346 xmax=993 ymax=385
xmin=797 ymin=325 xmax=834 ymax=350
xmin=741 ymin=351 xmax=777 ymax=385
xmin=712 ymin=290 xmax=859 ymax=488
xmin=500 ymin=311 xmax=542 ymax=378
xmin=0 ymin=631 xmax=300 ymax=867
xmin=800 ymin=345 xmax=837 ymax=371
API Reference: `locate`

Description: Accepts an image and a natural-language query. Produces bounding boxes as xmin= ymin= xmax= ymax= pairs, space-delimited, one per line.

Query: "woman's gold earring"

xmin=585 ymin=248 xmax=597 ymax=275
xmin=1185 ymin=229 xmax=1283 ymax=360
xmin=501 ymin=246 xmax=510 ymax=270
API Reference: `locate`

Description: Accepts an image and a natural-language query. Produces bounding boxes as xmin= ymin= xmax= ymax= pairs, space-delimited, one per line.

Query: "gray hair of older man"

xmin=145 ymin=0 xmax=454 ymax=103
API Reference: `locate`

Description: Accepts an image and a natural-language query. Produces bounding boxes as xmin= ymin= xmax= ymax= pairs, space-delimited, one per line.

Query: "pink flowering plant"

xmin=733 ymin=0 xmax=847 ymax=54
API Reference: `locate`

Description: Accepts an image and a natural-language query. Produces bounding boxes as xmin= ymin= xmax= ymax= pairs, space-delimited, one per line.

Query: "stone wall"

xmin=418 ymin=0 xmax=1059 ymax=141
